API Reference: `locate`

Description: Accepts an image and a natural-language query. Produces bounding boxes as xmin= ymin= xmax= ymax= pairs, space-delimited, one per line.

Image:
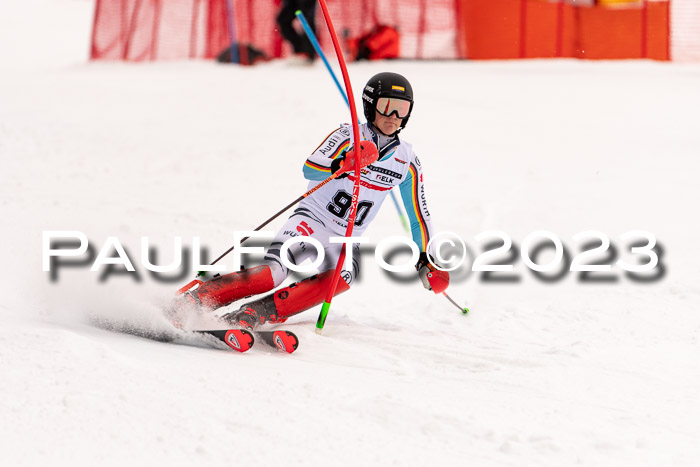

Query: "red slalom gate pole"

xmin=315 ymin=0 xmax=363 ymax=333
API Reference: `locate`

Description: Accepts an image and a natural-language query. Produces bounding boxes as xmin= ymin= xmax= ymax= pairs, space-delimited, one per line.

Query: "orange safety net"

xmin=456 ymin=0 xmax=669 ymax=61
xmin=578 ymin=1 xmax=669 ymax=59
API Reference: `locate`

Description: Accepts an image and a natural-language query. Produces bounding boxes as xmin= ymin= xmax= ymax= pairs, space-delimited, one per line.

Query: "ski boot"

xmin=220 ymin=270 xmax=351 ymax=329
xmin=221 ymin=296 xmax=280 ymax=330
xmin=175 ymin=265 xmax=275 ymax=310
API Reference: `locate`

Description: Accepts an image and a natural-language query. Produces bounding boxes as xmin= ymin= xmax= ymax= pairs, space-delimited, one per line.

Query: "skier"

xmin=179 ymin=72 xmax=449 ymax=329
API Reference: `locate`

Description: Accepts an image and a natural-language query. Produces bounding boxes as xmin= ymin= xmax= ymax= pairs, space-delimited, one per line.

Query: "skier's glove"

xmin=330 ymin=140 xmax=379 ymax=175
xmin=416 ymin=252 xmax=450 ymax=294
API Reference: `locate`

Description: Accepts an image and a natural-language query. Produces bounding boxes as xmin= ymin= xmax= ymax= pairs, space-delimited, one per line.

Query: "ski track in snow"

xmin=1 ymin=0 xmax=700 ymax=466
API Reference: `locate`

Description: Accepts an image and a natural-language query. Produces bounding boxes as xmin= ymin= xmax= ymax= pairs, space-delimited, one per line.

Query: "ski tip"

xmin=272 ymin=330 xmax=299 ymax=354
xmin=223 ymin=329 xmax=255 ymax=352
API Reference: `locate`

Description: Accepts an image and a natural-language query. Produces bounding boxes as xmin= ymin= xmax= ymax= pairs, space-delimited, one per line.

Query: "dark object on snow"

xmin=217 ymin=43 xmax=269 ymax=65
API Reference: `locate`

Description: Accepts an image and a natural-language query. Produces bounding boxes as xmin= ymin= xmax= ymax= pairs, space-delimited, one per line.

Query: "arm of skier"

xmin=302 ymin=126 xmax=352 ymax=180
xmin=398 ymin=152 xmax=449 ymax=294
xmin=303 ymin=125 xmax=378 ymax=180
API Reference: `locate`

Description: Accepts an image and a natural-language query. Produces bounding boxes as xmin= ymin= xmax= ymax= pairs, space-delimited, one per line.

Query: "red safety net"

xmin=90 ymin=0 xmax=224 ymax=60
xmin=90 ymin=0 xmax=698 ymax=62
xmin=90 ymin=0 xmax=460 ymax=62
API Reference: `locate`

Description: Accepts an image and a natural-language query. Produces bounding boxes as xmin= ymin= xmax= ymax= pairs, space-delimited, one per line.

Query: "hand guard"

xmin=416 ymin=252 xmax=450 ymax=294
xmin=330 ymin=140 xmax=379 ymax=174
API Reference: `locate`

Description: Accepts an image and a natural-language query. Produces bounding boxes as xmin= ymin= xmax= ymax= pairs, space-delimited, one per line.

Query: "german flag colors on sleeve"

xmin=399 ymin=155 xmax=433 ymax=253
xmin=303 ymin=128 xmax=351 ymax=181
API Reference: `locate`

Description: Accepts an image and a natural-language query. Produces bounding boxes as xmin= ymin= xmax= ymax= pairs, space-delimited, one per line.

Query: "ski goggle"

xmin=375 ymin=97 xmax=411 ymax=118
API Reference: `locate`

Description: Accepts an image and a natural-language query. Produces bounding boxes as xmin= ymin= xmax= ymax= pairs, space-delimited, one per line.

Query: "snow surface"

xmin=2 ymin=1 xmax=700 ymax=466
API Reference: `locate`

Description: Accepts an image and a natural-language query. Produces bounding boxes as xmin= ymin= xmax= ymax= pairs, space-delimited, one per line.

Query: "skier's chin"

xmin=375 ymin=124 xmax=397 ymax=136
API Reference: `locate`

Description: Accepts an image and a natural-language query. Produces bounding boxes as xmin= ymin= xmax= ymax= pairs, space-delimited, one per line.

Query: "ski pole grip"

xmin=426 ymin=270 xmax=450 ymax=294
xmin=337 ymin=140 xmax=379 ymax=173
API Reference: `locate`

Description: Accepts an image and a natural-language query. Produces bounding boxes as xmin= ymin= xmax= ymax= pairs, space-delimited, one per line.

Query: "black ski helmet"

xmin=362 ymin=72 xmax=414 ymax=135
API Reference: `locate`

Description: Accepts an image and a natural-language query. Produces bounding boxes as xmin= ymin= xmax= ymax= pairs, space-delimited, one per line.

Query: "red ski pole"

xmin=314 ymin=0 xmax=364 ymax=334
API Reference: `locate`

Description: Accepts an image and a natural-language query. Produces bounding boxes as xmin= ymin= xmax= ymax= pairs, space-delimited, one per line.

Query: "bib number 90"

xmin=326 ymin=190 xmax=374 ymax=226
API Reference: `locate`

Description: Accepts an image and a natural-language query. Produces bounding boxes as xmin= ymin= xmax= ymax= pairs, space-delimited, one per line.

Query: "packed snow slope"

xmin=2 ymin=1 xmax=700 ymax=466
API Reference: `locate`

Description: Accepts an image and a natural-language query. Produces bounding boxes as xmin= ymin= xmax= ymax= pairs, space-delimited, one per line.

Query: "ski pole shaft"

xmin=295 ymin=10 xmax=348 ymax=107
xmin=443 ymin=292 xmax=469 ymax=314
xmin=208 ymin=170 xmax=342 ymax=267
xmin=389 ymin=187 xmax=410 ymax=233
